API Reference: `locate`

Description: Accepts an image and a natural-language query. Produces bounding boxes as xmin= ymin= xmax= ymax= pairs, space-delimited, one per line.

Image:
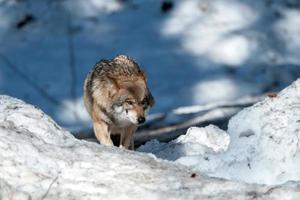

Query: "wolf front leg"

xmin=93 ymin=120 xmax=113 ymax=146
xmin=120 ymin=126 xmax=136 ymax=150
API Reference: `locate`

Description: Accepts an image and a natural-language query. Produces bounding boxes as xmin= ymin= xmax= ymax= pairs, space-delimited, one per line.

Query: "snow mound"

xmin=138 ymin=125 xmax=229 ymax=161
xmin=4 ymin=95 xmax=300 ymax=199
xmin=140 ymin=79 xmax=300 ymax=185
xmin=223 ymin=79 xmax=300 ymax=184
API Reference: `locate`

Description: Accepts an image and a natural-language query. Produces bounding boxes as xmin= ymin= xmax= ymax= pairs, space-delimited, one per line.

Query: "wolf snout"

xmin=137 ymin=116 xmax=145 ymax=124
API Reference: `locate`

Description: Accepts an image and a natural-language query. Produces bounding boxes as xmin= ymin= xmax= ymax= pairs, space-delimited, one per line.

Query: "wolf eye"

xmin=125 ymin=100 xmax=134 ymax=105
xmin=141 ymin=99 xmax=148 ymax=109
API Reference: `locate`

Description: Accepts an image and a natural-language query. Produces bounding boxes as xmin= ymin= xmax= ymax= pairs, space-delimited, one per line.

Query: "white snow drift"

xmin=140 ymin=78 xmax=300 ymax=185
xmin=138 ymin=125 xmax=230 ymax=161
xmin=1 ymin=95 xmax=300 ymax=199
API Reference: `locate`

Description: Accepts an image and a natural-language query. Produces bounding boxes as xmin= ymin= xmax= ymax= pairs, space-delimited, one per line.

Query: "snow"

xmin=274 ymin=8 xmax=300 ymax=64
xmin=163 ymin=0 xmax=258 ymax=66
xmin=138 ymin=125 xmax=230 ymax=161
xmin=140 ymin=78 xmax=300 ymax=185
xmin=62 ymin=0 xmax=122 ymax=17
xmin=0 ymin=96 xmax=299 ymax=199
xmin=2 ymin=95 xmax=300 ymax=199
xmin=1 ymin=0 xmax=300 ymax=131
xmin=222 ymin=79 xmax=300 ymax=184
xmin=192 ymin=77 xmax=258 ymax=104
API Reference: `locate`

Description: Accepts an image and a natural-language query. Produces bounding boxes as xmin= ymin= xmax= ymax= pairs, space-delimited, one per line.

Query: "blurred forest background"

xmin=0 ymin=0 xmax=300 ymax=136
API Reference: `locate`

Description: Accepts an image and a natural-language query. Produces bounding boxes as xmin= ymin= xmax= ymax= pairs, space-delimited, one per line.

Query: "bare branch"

xmin=41 ymin=176 xmax=59 ymax=200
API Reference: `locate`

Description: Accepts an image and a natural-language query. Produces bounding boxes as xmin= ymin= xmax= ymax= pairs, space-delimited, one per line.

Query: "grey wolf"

xmin=83 ymin=55 xmax=154 ymax=150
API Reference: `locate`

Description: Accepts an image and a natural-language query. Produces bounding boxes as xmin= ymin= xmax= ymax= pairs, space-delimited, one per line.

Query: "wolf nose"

xmin=137 ymin=117 xmax=145 ymax=124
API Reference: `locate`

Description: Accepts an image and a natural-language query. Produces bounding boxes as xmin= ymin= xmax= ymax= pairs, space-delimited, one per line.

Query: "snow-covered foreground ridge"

xmin=0 ymin=96 xmax=299 ymax=199
xmin=139 ymin=78 xmax=300 ymax=185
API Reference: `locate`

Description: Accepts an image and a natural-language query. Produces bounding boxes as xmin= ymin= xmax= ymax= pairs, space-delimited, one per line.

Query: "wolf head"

xmin=110 ymin=80 xmax=154 ymax=126
xmin=107 ymin=55 xmax=155 ymax=126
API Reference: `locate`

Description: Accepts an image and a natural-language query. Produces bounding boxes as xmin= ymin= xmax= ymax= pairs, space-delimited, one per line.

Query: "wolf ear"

xmin=148 ymin=91 xmax=155 ymax=107
xmin=139 ymin=71 xmax=147 ymax=81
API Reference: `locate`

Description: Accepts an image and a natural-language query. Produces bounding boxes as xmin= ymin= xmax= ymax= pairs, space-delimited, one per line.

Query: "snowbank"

xmin=223 ymin=78 xmax=300 ymax=184
xmin=1 ymin=95 xmax=300 ymax=199
xmin=140 ymin=79 xmax=300 ymax=185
